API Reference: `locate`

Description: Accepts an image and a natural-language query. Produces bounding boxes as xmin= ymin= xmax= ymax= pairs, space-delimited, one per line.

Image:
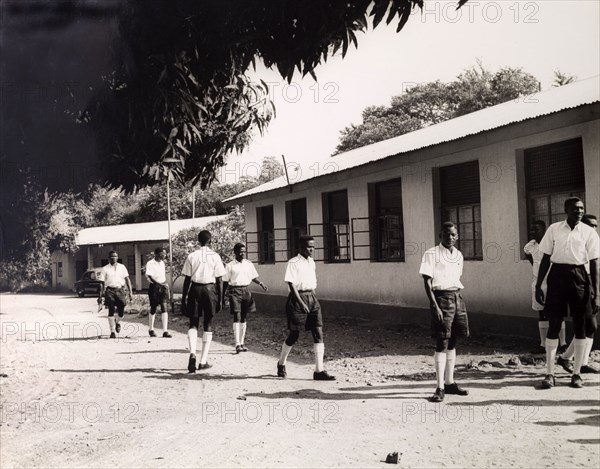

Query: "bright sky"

xmin=220 ymin=0 xmax=600 ymax=183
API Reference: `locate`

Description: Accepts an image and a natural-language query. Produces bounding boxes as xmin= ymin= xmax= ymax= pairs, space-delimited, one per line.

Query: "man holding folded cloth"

xmin=276 ymin=235 xmax=335 ymax=381
xmin=536 ymin=197 xmax=600 ymax=389
xmin=98 ymin=250 xmax=133 ymax=339
xmin=181 ymin=230 xmax=226 ymax=373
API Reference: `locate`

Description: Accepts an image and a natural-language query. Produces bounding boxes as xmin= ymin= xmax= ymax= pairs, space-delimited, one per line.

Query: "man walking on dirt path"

xmin=98 ymin=250 xmax=133 ymax=339
xmin=145 ymin=247 xmax=172 ymax=338
xmin=222 ymin=243 xmax=268 ymax=353
xmin=181 ymin=230 xmax=225 ymax=373
xmin=276 ymin=235 xmax=336 ymax=381
xmin=420 ymin=222 xmax=470 ymax=403
xmin=536 ymin=198 xmax=600 ymax=389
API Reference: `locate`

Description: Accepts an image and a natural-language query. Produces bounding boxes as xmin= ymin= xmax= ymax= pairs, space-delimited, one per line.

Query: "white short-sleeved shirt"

xmin=284 ymin=254 xmax=317 ymax=291
xmin=145 ymin=258 xmax=166 ymax=284
xmin=182 ymin=247 xmax=226 ymax=283
xmin=523 ymin=239 xmax=543 ymax=279
xmin=419 ymin=244 xmax=464 ymax=290
xmin=223 ymin=259 xmax=259 ymax=286
xmin=524 ymin=239 xmax=547 ymax=310
xmin=99 ymin=263 xmax=129 ymax=288
xmin=538 ymin=220 xmax=600 ymax=265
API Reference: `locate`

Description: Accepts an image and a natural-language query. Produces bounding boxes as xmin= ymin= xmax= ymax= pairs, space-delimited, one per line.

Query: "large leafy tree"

xmin=334 ymin=62 xmax=539 ymax=154
xmin=85 ymin=0 xmax=454 ymax=191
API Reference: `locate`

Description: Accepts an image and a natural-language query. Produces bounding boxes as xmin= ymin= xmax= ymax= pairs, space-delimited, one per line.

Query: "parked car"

xmin=74 ymin=268 xmax=104 ymax=297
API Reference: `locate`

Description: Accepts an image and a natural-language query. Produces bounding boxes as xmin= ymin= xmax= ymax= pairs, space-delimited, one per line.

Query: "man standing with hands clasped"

xmin=536 ymin=198 xmax=599 ymax=389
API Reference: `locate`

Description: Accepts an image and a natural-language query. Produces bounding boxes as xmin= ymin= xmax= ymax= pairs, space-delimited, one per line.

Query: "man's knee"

xmin=285 ymin=331 xmax=300 ymax=346
xmin=435 ymin=338 xmax=449 ymax=352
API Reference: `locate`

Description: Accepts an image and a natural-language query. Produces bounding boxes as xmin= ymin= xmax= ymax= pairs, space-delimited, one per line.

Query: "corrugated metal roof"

xmin=225 ymin=76 xmax=600 ymax=203
xmin=76 ymin=215 xmax=227 ymax=246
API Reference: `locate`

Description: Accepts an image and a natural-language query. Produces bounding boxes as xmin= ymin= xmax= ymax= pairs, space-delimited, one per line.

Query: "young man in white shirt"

xmin=555 ymin=213 xmax=600 ymax=375
xmin=97 ymin=251 xmax=133 ymax=339
xmin=222 ymin=243 xmax=268 ymax=353
xmin=536 ymin=198 xmax=600 ymax=389
xmin=181 ymin=230 xmax=226 ymax=373
xmin=524 ymin=221 xmax=566 ymax=353
xmin=277 ymin=235 xmax=336 ymax=381
xmin=145 ymin=247 xmax=172 ymax=338
xmin=419 ymin=222 xmax=470 ymax=403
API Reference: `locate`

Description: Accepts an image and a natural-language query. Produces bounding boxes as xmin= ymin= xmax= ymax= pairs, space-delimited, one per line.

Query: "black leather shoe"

xmin=162 ymin=331 xmax=172 ymax=338
xmin=236 ymin=345 xmax=242 ymax=354
xmin=109 ymin=332 xmax=116 ymax=339
xmin=557 ymin=356 xmax=574 ymax=373
xmin=187 ymin=354 xmax=196 ymax=373
xmin=277 ymin=363 xmax=287 ymax=378
xmin=313 ymin=370 xmax=336 ymax=381
xmin=240 ymin=344 xmax=248 ymax=352
xmin=198 ymin=362 xmax=212 ymax=370
xmin=149 ymin=330 xmax=157 ymax=337
xmin=541 ymin=374 xmax=555 ymax=389
xmin=115 ymin=322 xmax=121 ymax=333
xmin=580 ymin=364 xmax=599 ymax=374
xmin=430 ymin=388 xmax=445 ymax=402
xmin=444 ymin=382 xmax=469 ymax=396
xmin=570 ymin=374 xmax=583 ymax=388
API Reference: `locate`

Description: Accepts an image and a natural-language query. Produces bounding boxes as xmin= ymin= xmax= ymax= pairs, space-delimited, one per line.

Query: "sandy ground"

xmin=1 ymin=293 xmax=599 ymax=468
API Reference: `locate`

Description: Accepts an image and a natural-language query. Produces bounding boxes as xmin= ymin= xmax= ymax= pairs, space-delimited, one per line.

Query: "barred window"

xmin=525 ymin=138 xmax=585 ymax=228
xmin=440 ymin=161 xmax=482 ymax=260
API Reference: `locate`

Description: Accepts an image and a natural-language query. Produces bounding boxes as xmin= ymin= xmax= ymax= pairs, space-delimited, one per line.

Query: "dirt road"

xmin=1 ymin=293 xmax=599 ymax=468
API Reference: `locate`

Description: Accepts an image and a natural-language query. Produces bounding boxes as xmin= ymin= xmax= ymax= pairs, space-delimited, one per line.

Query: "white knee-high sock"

xmin=445 ymin=349 xmax=456 ymax=385
xmin=161 ymin=312 xmax=168 ymax=333
xmin=314 ymin=343 xmax=324 ymax=372
xmin=149 ymin=313 xmax=155 ymax=331
xmin=279 ymin=342 xmax=293 ymax=365
xmin=561 ymin=339 xmax=575 ymax=361
xmin=434 ymin=352 xmax=446 ymax=389
xmin=582 ymin=338 xmax=594 ymax=366
xmin=538 ymin=321 xmax=549 ymax=347
xmin=233 ymin=323 xmax=240 ymax=346
xmin=573 ymin=338 xmax=587 ymax=375
xmin=240 ymin=322 xmax=247 ymax=345
xmin=545 ymin=338 xmax=559 ymax=375
xmin=108 ymin=316 xmax=116 ymax=333
xmin=200 ymin=332 xmax=213 ymax=364
xmin=559 ymin=321 xmax=566 ymax=346
xmin=187 ymin=328 xmax=198 ymax=354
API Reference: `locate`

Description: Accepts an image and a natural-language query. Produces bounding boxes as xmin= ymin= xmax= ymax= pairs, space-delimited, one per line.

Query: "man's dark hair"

xmin=441 ymin=221 xmax=457 ymax=232
xmin=108 ymin=250 xmax=118 ymax=257
xmin=564 ymin=197 xmax=582 ymax=210
xmin=298 ymin=235 xmax=314 ymax=249
xmin=532 ymin=220 xmax=546 ymax=230
xmin=198 ymin=230 xmax=211 ymax=246
xmin=154 ymin=247 xmax=166 ymax=255
xmin=233 ymin=243 xmax=245 ymax=254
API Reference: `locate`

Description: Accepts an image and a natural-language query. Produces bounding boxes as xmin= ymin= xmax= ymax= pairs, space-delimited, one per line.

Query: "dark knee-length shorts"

xmin=431 ymin=290 xmax=470 ymax=339
xmin=228 ymin=286 xmax=256 ymax=316
xmin=286 ymin=291 xmax=323 ymax=331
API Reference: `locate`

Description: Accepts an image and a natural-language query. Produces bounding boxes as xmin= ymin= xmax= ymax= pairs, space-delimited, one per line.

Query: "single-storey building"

xmin=51 ymin=215 xmax=226 ymax=292
xmin=225 ymin=76 xmax=600 ymax=337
